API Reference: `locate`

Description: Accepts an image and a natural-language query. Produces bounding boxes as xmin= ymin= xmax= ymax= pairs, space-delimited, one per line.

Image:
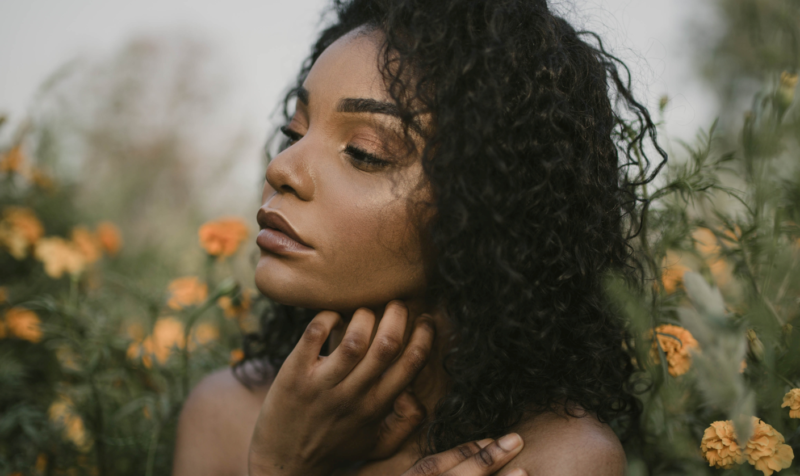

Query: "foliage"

xmin=0 ymin=125 xmax=263 ymax=475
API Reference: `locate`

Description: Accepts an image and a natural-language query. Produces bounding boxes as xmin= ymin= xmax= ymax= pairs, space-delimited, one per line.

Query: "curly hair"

xmin=239 ymin=0 xmax=666 ymax=455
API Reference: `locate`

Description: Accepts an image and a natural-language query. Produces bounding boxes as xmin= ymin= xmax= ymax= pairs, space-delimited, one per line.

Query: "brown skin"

xmin=172 ymin=28 xmax=626 ymax=476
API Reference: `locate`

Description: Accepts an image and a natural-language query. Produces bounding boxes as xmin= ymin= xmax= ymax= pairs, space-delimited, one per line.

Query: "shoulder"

xmin=172 ymin=361 xmax=273 ymax=476
xmin=504 ymin=409 xmax=626 ymax=476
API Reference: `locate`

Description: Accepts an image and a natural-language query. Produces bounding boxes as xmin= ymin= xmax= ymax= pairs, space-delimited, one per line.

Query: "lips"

xmin=256 ymin=209 xmax=313 ymax=254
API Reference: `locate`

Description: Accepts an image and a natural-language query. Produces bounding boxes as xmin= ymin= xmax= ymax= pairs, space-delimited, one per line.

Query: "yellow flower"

xmin=229 ymin=349 xmax=245 ymax=366
xmin=650 ymin=324 xmax=699 ymax=377
xmin=198 ymin=217 xmax=249 ymax=258
xmin=166 ymin=277 xmax=208 ymax=310
xmin=71 ymin=226 xmax=102 ymax=264
xmin=48 ymin=397 xmax=91 ymax=452
xmin=95 ymin=222 xmax=122 ymax=256
xmin=0 ymin=206 xmax=44 ymax=259
xmin=782 ymin=389 xmax=800 ymax=419
xmin=661 ymin=251 xmax=691 ymax=294
xmin=700 ymin=420 xmax=744 ymax=469
xmin=4 ymin=307 xmax=43 ymax=343
xmin=217 ymin=288 xmax=254 ymax=319
xmin=745 ymin=417 xmax=794 ymax=475
xmin=34 ymin=237 xmax=86 ymax=278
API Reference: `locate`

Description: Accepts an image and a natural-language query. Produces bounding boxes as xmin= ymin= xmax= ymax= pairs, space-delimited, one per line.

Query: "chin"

xmin=255 ymin=258 xmax=426 ymax=313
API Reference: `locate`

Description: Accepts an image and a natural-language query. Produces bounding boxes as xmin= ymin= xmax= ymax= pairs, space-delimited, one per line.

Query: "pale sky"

xmin=0 ymin=0 xmax=719 ymax=212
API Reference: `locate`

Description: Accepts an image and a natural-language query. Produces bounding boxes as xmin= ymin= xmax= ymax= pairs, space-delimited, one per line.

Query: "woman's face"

xmin=255 ymin=28 xmax=431 ymax=313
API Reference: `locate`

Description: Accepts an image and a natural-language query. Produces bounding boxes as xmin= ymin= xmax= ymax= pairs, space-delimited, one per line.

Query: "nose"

xmin=264 ymin=140 xmax=315 ymax=202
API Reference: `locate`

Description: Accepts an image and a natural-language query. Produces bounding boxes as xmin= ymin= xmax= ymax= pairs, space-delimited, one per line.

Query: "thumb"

xmin=368 ymin=390 xmax=426 ymax=460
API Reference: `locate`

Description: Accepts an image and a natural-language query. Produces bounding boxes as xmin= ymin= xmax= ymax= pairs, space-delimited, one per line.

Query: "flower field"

xmin=2 ymin=0 xmax=800 ymax=474
xmin=0 ymin=131 xmax=265 ymax=475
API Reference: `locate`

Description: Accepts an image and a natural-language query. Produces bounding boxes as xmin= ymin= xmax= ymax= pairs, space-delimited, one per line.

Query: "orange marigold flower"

xmin=744 ymin=417 xmax=794 ymax=476
xmin=0 ymin=206 xmax=44 ymax=259
xmin=71 ymin=226 xmax=102 ymax=264
xmin=700 ymin=420 xmax=744 ymax=469
xmin=189 ymin=323 xmax=219 ymax=351
xmin=230 ymin=349 xmax=245 ymax=366
xmin=650 ymin=324 xmax=699 ymax=377
xmin=150 ymin=317 xmax=185 ymax=363
xmin=661 ymin=251 xmax=691 ymax=294
xmin=0 ymin=145 xmax=25 ymax=173
xmin=217 ymin=288 xmax=254 ymax=319
xmin=782 ymin=389 xmax=800 ymax=419
xmin=5 ymin=307 xmax=42 ymax=343
xmin=34 ymin=237 xmax=86 ymax=278
xmin=693 ymin=227 xmax=732 ymax=287
xmin=198 ymin=217 xmax=249 ymax=258
xmin=48 ymin=397 xmax=91 ymax=452
xmin=95 ymin=222 xmax=122 ymax=256
xmin=128 ymin=317 xmax=186 ymax=367
xmin=166 ymin=276 xmax=208 ymax=310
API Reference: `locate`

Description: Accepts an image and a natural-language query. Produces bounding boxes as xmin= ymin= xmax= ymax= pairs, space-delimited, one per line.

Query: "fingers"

xmin=374 ymin=315 xmax=435 ymax=403
xmin=367 ymin=390 xmax=426 ymax=460
xmin=286 ymin=310 xmax=342 ymax=369
xmin=317 ymin=308 xmax=376 ymax=384
xmin=440 ymin=434 xmax=525 ymax=476
xmin=347 ymin=301 xmax=409 ymax=387
xmin=403 ymin=434 xmax=527 ymax=476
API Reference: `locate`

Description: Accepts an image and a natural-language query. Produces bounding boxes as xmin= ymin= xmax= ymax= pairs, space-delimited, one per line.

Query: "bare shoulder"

xmin=504 ymin=409 xmax=626 ymax=476
xmin=172 ymin=361 xmax=273 ymax=476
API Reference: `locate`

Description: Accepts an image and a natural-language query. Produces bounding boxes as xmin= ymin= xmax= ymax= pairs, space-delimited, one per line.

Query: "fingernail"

xmin=418 ymin=315 xmax=435 ymax=330
xmin=506 ymin=469 xmax=526 ymax=476
xmin=497 ymin=433 xmax=522 ymax=451
xmin=476 ymin=438 xmax=493 ymax=448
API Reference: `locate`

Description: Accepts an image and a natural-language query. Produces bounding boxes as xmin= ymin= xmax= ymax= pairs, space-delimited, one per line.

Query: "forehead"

xmin=302 ymin=28 xmax=391 ymax=106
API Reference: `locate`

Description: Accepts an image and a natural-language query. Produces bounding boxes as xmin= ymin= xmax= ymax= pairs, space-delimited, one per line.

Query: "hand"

xmin=401 ymin=434 xmax=527 ymax=476
xmin=249 ymin=301 xmax=436 ymax=476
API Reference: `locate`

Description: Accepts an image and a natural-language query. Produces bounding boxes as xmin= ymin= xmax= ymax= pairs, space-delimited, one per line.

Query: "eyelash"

xmin=279 ymin=125 xmax=391 ymax=169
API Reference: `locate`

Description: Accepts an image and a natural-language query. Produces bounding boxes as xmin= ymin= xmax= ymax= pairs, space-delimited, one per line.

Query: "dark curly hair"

xmin=239 ymin=0 xmax=666 ymax=455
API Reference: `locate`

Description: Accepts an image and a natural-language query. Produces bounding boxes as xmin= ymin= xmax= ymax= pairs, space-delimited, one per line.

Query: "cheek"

xmin=318 ymin=190 xmax=428 ymax=308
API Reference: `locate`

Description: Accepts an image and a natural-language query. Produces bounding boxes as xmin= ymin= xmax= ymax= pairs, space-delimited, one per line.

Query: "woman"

xmin=173 ymin=0 xmax=664 ymax=474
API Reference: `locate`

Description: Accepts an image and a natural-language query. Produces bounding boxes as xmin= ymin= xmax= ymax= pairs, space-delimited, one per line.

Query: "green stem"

xmin=740 ymin=241 xmax=784 ymax=326
xmin=144 ymin=422 xmax=162 ymax=476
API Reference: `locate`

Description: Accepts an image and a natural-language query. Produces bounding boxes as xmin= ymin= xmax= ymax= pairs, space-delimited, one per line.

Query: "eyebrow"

xmin=295 ymin=85 xmax=422 ymax=135
xmin=337 ymin=97 xmax=401 ymax=117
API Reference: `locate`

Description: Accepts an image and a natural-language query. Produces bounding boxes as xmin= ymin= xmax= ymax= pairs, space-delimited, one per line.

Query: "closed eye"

xmin=344 ymin=145 xmax=391 ymax=169
xmin=280 ymin=126 xmax=303 ymax=145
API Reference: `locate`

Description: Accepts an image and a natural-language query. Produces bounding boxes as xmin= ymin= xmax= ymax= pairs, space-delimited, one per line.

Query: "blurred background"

xmin=0 ymin=0 xmax=717 ymax=219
